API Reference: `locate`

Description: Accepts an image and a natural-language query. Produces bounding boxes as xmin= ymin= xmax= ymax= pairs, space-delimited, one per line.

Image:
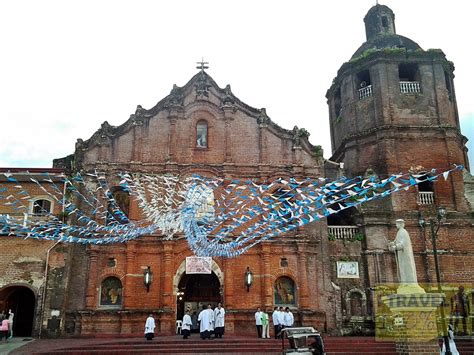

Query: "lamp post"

xmin=245 ymin=266 xmax=253 ymax=292
xmin=144 ymin=266 xmax=153 ymax=293
xmin=418 ymin=207 xmax=451 ymax=355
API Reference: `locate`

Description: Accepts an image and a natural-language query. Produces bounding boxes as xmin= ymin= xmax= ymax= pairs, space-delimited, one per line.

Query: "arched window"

xmin=345 ymin=288 xmax=367 ymax=318
xmin=196 ymin=120 xmax=208 ymax=148
xmin=417 ymin=173 xmax=434 ymax=192
xmin=106 ymin=187 xmax=130 ymax=225
xmin=99 ymin=277 xmax=123 ymax=306
xmin=399 ymin=63 xmax=421 ymax=94
xmin=274 ymin=276 xmax=296 ymax=305
xmin=417 ymin=173 xmax=434 ymax=205
xmin=444 ymin=70 xmax=453 ymax=101
xmin=356 ymin=70 xmax=372 ymax=100
xmin=350 ymin=293 xmax=363 ymax=316
xmin=31 ymin=198 xmax=52 ymax=215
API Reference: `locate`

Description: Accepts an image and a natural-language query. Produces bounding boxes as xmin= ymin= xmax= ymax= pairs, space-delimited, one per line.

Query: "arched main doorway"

xmin=176 ymin=272 xmax=221 ymax=323
xmin=0 ymin=285 xmax=36 ymax=336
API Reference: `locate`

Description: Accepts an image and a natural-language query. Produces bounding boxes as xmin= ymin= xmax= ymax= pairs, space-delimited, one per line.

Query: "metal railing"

xmin=418 ymin=191 xmax=434 ymax=205
xmin=358 ymin=85 xmax=373 ymax=100
xmin=328 ymin=225 xmax=359 ymax=240
xmin=400 ymin=81 xmax=421 ymax=94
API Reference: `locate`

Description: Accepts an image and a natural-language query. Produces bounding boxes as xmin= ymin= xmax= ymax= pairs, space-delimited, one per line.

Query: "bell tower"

xmin=326 ymin=3 xmax=470 ymax=212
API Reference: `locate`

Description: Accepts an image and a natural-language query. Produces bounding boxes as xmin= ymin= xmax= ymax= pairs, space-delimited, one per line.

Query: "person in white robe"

xmin=277 ymin=306 xmax=285 ymax=334
xmin=213 ymin=303 xmax=225 ymax=338
xmin=198 ymin=304 xmax=214 ymax=340
xmin=182 ymin=310 xmax=192 ymax=339
xmin=272 ymin=307 xmax=280 ymax=339
xmin=284 ymin=307 xmax=294 ymax=328
xmin=441 ymin=324 xmax=459 ymax=355
xmin=144 ymin=314 xmax=155 ymax=340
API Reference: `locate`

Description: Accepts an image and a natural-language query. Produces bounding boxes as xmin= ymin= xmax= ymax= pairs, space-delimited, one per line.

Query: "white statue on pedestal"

xmin=388 ymin=219 xmax=425 ymax=294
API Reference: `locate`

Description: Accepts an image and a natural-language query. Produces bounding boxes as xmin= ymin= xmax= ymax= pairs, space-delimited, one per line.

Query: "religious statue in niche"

xmin=100 ymin=277 xmax=123 ymax=306
xmin=274 ymin=277 xmax=296 ymax=305
xmin=196 ymin=121 xmax=208 ymax=148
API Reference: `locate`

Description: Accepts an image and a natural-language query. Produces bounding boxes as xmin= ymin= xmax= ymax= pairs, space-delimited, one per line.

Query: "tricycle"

xmin=281 ymin=327 xmax=325 ymax=355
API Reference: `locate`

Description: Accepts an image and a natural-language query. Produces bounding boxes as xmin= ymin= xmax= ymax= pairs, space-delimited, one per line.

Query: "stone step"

xmin=32 ymin=336 xmax=474 ymax=355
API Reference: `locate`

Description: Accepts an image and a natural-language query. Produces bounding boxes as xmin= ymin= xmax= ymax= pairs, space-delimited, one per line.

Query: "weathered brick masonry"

xmin=1 ymin=3 xmax=472 ymax=339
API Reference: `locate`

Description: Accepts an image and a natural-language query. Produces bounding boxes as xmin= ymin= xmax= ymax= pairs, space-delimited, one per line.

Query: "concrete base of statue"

xmin=396 ymin=283 xmax=426 ymax=295
xmin=382 ymin=293 xmax=444 ymax=355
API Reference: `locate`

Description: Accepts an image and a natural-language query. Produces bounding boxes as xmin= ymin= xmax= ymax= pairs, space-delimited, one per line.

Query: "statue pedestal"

xmin=382 ymin=293 xmax=443 ymax=355
xmin=396 ymin=283 xmax=426 ymax=295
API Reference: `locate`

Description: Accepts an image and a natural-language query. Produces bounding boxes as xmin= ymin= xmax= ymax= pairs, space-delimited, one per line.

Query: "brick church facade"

xmin=1 ymin=4 xmax=473 ymax=338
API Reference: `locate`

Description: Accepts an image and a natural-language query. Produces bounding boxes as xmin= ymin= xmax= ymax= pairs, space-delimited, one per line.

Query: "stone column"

xmin=222 ymin=106 xmax=234 ymax=163
xmin=258 ymin=114 xmax=268 ymax=164
xmin=166 ymin=105 xmax=183 ymax=162
xmin=167 ymin=116 xmax=177 ymax=162
xmin=161 ymin=242 xmax=174 ymax=307
xmin=123 ymin=242 xmax=136 ymax=309
xmin=297 ymin=242 xmax=310 ymax=309
xmin=160 ymin=241 xmax=174 ymax=334
xmin=224 ymin=258 xmax=234 ymax=308
xmin=261 ymin=243 xmax=273 ymax=308
xmin=85 ymin=247 xmax=99 ymax=309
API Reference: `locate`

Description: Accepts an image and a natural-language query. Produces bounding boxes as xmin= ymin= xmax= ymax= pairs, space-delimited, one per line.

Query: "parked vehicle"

xmin=281 ymin=327 xmax=325 ymax=355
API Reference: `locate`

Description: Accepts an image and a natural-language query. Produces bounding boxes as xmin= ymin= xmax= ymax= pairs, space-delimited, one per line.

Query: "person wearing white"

xmin=144 ymin=314 xmax=155 ymax=341
xmin=277 ymin=306 xmax=285 ymax=331
xmin=207 ymin=305 xmax=215 ymax=334
xmin=284 ymin=307 xmax=294 ymax=327
xmin=198 ymin=304 xmax=214 ymax=339
xmin=213 ymin=303 xmax=225 ymax=338
xmin=255 ymin=307 xmax=263 ymax=338
xmin=441 ymin=324 xmax=459 ymax=355
xmin=182 ymin=310 xmax=192 ymax=339
xmin=261 ymin=310 xmax=270 ymax=338
xmin=272 ymin=307 xmax=280 ymax=339
xmin=7 ymin=310 xmax=13 ymax=339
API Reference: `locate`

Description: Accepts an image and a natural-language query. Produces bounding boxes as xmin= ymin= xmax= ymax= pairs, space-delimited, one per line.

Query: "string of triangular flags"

xmin=0 ymin=165 xmax=463 ymax=257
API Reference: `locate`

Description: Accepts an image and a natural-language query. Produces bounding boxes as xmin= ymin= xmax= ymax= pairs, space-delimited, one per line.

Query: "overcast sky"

xmin=0 ymin=0 xmax=472 ymax=171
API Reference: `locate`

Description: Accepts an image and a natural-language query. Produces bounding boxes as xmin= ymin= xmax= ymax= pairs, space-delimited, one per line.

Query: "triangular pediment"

xmin=75 ymin=71 xmax=318 ymax=160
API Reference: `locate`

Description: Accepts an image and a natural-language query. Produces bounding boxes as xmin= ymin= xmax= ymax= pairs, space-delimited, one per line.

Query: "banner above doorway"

xmin=186 ymin=256 xmax=212 ymax=274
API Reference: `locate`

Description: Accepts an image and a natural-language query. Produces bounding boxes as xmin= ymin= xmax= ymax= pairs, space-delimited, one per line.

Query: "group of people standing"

xmin=256 ymin=306 xmax=293 ymax=339
xmin=196 ymin=302 xmax=225 ymax=340
xmin=145 ymin=304 xmax=296 ymax=341
xmin=144 ymin=303 xmax=226 ymax=341
xmin=0 ymin=309 xmax=14 ymax=342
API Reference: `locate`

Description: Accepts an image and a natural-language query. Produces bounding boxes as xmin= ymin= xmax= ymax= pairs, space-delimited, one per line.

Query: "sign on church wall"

xmin=186 ymin=256 xmax=212 ymax=274
xmin=336 ymin=261 xmax=359 ymax=278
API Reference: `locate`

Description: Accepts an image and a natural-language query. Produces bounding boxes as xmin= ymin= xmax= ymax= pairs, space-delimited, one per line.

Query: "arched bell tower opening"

xmin=0 ymin=285 xmax=36 ymax=337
